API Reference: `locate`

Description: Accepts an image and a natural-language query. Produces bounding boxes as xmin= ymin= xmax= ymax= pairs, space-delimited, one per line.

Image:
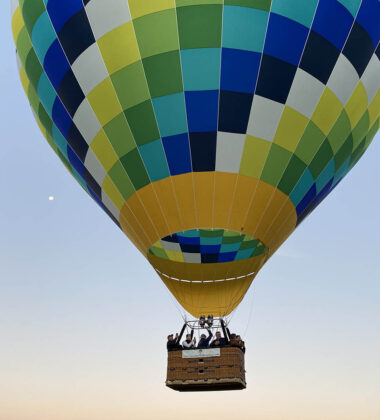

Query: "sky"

xmin=1 ymin=3 xmax=379 ymax=420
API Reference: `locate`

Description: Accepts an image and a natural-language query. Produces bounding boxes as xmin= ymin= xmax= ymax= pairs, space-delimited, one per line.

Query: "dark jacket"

xmin=197 ymin=330 xmax=213 ymax=349
xmin=167 ymin=336 xmax=181 ymax=351
xmin=210 ymin=337 xmax=229 ymax=347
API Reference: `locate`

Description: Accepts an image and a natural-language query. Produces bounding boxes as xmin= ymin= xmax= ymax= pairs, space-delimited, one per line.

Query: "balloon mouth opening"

xmin=148 ymin=228 xmax=267 ymax=264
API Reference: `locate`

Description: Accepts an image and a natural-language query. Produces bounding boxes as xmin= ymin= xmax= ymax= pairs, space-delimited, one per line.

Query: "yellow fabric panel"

xmin=121 ymin=173 xmax=296 ymax=255
xmin=368 ymin=90 xmax=380 ymax=126
xmin=345 ymin=82 xmax=368 ymax=128
xmin=119 ymin=207 xmax=147 ymax=254
xmin=102 ymin=175 xmax=125 ymax=210
xmin=229 ymin=175 xmax=259 ymax=232
xmin=193 ymin=172 xmax=214 ymax=228
xmin=253 ymin=188 xmax=290 ymax=241
xmin=119 ymin=174 xmax=297 ymax=315
xmin=120 ymin=203 xmax=151 ymax=252
xmin=243 ymin=181 xmax=274 ymax=236
xmin=165 ymin=250 xmax=185 ymax=263
xmin=171 ymin=173 xmax=198 ymax=230
xmin=312 ymin=87 xmax=343 ymax=135
xmin=19 ymin=66 xmax=30 ymax=95
xmin=213 ymin=172 xmax=238 ymax=228
xmin=11 ymin=7 xmax=23 ymax=42
xmin=157 ymin=272 xmax=256 ymax=317
xmin=263 ymin=197 xmax=297 ymax=253
xmin=97 ymin=22 xmax=140 ymax=74
xmin=135 ymin=184 xmax=171 ymax=240
xmin=128 ymin=0 xmax=175 ymax=19
xmin=273 ymin=106 xmax=309 ymax=152
xmin=239 ymin=136 xmax=271 ymax=178
xmin=148 ymin=252 xmax=266 ymax=282
xmin=124 ymin=193 xmax=159 ymax=245
xmin=87 ymin=78 xmax=122 ymax=126
xmin=90 ymin=130 xmax=119 ymax=171
xmin=151 ymin=178 xmax=184 ymax=234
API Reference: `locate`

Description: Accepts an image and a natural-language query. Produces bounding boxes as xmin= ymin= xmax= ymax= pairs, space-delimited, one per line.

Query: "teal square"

xmin=52 ymin=125 xmax=68 ymax=159
xmin=315 ymin=158 xmax=335 ymax=194
xmin=37 ymin=73 xmax=56 ymax=117
xmin=271 ymin=0 xmax=318 ymax=28
xmin=200 ymin=237 xmax=222 ymax=245
xmin=181 ymin=229 xmax=199 ymax=237
xmin=222 ymin=6 xmax=269 ymax=52
xmin=235 ymin=249 xmax=254 ymax=260
xmin=220 ymin=243 xmax=241 ymax=253
xmin=181 ymin=48 xmax=221 ymax=91
xmin=138 ymin=140 xmax=170 ymax=182
xmin=289 ymin=168 xmax=315 ymax=206
xmin=337 ymin=0 xmax=361 ymax=17
xmin=152 ymin=93 xmax=188 ymax=137
xmin=32 ymin=12 xmax=57 ymax=63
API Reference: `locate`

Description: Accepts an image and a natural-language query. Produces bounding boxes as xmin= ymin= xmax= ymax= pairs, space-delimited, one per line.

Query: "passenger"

xmin=229 ymin=333 xmax=239 ymax=346
xmin=182 ymin=331 xmax=196 ymax=349
xmin=236 ymin=335 xmax=246 ymax=353
xmin=210 ymin=331 xmax=228 ymax=347
xmin=197 ymin=327 xmax=213 ymax=349
xmin=167 ymin=333 xmax=181 ymax=351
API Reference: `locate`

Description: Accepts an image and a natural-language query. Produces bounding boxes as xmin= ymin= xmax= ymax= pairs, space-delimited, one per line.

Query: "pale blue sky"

xmin=1 ymin=3 xmax=379 ymax=420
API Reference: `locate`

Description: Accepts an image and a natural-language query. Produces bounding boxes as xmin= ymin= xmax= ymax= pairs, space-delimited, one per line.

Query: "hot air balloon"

xmin=11 ymin=0 xmax=379 ymax=391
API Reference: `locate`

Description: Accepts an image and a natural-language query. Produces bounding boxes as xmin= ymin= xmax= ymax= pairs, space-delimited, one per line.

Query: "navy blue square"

xmin=52 ymin=98 xmax=72 ymax=137
xmin=178 ymin=236 xmax=200 ymax=245
xmin=88 ymin=186 xmax=102 ymax=207
xmin=67 ymin=124 xmax=88 ymax=162
xmin=201 ymin=253 xmax=219 ymax=263
xmin=57 ymin=69 xmax=84 ymax=117
xmin=68 ymin=145 xmax=85 ymax=177
xmin=185 ymin=90 xmax=219 ymax=132
xmin=189 ymin=132 xmax=217 ymax=172
xmin=312 ymin=0 xmax=353 ymax=50
xmin=162 ymin=133 xmax=192 ymax=175
xmin=296 ymin=184 xmax=316 ymax=217
xmin=200 ymin=245 xmax=221 ymax=254
xmin=256 ymin=55 xmax=297 ymax=103
xmin=343 ymin=21 xmax=375 ymax=77
xmin=162 ymin=234 xmax=178 ymax=242
xmin=84 ymin=168 xmax=101 ymax=200
xmin=58 ymin=8 xmax=95 ymax=64
xmin=44 ymin=39 xmax=70 ymax=90
xmin=220 ymin=48 xmax=260 ymax=93
xmin=218 ymin=90 xmax=253 ymax=134
xmin=180 ymin=244 xmax=201 ymax=253
xmin=300 ymin=30 xmax=340 ymax=84
xmin=264 ymin=13 xmax=309 ymax=66
xmin=47 ymin=0 xmax=84 ymax=33
xmin=356 ymin=0 xmax=380 ymax=47
xmin=218 ymin=252 xmax=237 ymax=262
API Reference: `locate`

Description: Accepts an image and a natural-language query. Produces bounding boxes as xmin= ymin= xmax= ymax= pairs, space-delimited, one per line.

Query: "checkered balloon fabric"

xmin=12 ymin=0 xmax=379 ymax=315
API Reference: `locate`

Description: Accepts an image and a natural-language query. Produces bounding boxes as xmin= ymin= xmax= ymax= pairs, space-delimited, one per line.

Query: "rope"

xmin=164 ymin=286 xmax=187 ymax=324
xmin=242 ymin=280 xmax=256 ymax=338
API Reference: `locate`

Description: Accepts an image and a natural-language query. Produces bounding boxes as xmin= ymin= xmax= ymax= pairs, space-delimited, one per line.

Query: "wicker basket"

xmin=166 ymin=347 xmax=246 ymax=392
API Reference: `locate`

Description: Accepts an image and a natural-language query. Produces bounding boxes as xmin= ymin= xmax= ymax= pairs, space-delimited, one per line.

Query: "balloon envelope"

xmin=12 ymin=0 xmax=380 ymax=316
